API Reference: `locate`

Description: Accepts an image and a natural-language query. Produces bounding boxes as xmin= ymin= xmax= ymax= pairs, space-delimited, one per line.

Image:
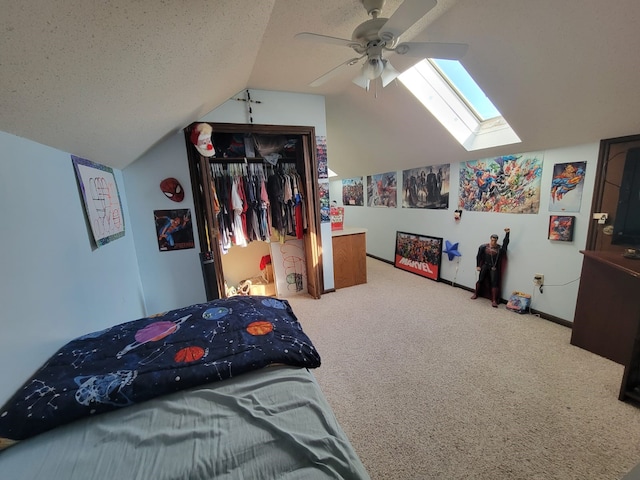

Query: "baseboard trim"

xmin=437 ymin=278 xmax=572 ymax=328
xmin=366 ymin=253 xmax=393 ymax=265
xmin=360 ymin=256 xmax=575 ymax=329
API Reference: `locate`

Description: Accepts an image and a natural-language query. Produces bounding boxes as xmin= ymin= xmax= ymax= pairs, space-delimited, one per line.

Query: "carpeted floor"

xmin=288 ymin=257 xmax=640 ymax=480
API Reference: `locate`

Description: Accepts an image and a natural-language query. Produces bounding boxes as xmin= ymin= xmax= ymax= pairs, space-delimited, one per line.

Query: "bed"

xmin=0 ymin=296 xmax=369 ymax=480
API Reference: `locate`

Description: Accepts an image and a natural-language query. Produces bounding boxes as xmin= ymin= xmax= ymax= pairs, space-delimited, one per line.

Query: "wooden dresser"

xmin=571 ymin=250 xmax=640 ymax=365
xmin=332 ymin=228 xmax=367 ymax=289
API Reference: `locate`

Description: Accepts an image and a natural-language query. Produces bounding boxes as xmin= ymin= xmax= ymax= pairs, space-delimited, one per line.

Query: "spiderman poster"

xmin=154 ymin=209 xmax=194 ymax=251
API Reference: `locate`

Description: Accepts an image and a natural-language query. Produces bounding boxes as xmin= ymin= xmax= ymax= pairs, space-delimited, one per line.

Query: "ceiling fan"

xmin=295 ymin=0 xmax=468 ymax=90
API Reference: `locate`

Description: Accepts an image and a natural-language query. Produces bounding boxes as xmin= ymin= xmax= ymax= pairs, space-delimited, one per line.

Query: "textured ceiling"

xmin=2 ymin=0 xmax=640 ymax=171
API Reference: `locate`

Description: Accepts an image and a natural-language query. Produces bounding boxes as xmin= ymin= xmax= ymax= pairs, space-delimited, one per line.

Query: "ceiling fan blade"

xmin=310 ymin=56 xmax=364 ymax=87
xmin=395 ymin=42 xmax=469 ymax=60
xmin=379 ymin=0 xmax=437 ymax=44
xmin=295 ymin=32 xmax=357 ymax=48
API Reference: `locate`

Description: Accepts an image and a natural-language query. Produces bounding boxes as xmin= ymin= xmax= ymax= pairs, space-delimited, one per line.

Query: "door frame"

xmin=184 ymin=122 xmax=323 ymax=299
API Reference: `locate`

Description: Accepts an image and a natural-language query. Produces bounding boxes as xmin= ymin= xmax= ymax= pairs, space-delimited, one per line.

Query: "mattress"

xmin=0 ymin=365 xmax=370 ymax=480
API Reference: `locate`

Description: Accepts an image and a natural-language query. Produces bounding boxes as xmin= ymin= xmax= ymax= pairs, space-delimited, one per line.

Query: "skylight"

xmin=398 ymin=59 xmax=521 ymax=151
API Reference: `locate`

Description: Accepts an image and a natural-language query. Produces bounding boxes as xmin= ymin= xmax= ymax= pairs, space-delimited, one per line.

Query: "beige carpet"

xmin=288 ymin=257 xmax=640 ymax=480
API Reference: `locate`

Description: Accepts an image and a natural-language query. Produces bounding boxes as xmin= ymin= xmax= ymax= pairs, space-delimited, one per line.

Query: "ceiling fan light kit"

xmin=296 ymin=0 xmax=467 ymax=90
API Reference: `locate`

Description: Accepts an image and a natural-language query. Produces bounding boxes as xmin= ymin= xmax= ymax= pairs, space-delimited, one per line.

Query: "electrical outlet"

xmin=533 ymin=274 xmax=544 ymax=286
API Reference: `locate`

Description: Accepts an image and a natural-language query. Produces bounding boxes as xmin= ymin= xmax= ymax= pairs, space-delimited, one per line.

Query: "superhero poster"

xmin=367 ymin=171 xmax=397 ymax=208
xmin=458 ymin=153 xmax=543 ymax=213
xmin=548 ymin=215 xmax=575 ymax=242
xmin=342 ymin=177 xmax=364 ymax=206
xmin=402 ymin=164 xmax=450 ymax=209
xmin=394 ymin=231 xmax=442 ymax=281
xmin=154 ymin=209 xmax=194 ymax=251
xmin=549 ymin=162 xmax=586 ymax=212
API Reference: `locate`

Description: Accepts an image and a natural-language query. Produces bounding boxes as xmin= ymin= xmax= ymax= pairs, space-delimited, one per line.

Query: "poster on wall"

xmin=367 ymin=171 xmax=397 ymax=207
xmin=458 ymin=153 xmax=543 ymax=213
xmin=342 ymin=177 xmax=364 ymax=206
xmin=316 ymin=136 xmax=328 ymax=179
xmin=402 ymin=164 xmax=450 ymax=209
xmin=71 ymin=155 xmax=125 ymax=247
xmin=154 ymin=209 xmax=195 ymax=251
xmin=548 ymin=215 xmax=575 ymax=242
xmin=394 ymin=231 xmax=442 ymax=281
xmin=318 ymin=181 xmax=330 ymax=223
xmin=549 ymin=162 xmax=586 ymax=212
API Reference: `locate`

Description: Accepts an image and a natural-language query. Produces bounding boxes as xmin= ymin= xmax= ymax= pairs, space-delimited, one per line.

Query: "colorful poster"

xmin=394 ymin=231 xmax=442 ymax=281
xmin=316 ymin=136 xmax=328 ymax=179
xmin=548 ymin=215 xmax=575 ymax=242
xmin=318 ymin=181 xmax=330 ymax=223
xmin=342 ymin=177 xmax=364 ymax=206
xmin=367 ymin=171 xmax=397 ymax=207
xmin=402 ymin=164 xmax=450 ymax=209
xmin=549 ymin=162 xmax=586 ymax=212
xmin=154 ymin=209 xmax=194 ymax=251
xmin=459 ymin=153 xmax=543 ymax=213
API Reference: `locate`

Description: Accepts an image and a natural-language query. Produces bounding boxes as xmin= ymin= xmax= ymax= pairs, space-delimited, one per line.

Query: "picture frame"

xmin=548 ymin=215 xmax=575 ymax=242
xmin=394 ymin=231 xmax=443 ymax=281
xmin=154 ymin=209 xmax=195 ymax=251
xmin=71 ymin=155 xmax=125 ymax=247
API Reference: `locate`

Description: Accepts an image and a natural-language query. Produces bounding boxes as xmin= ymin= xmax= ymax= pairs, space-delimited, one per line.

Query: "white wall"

xmin=124 ymin=90 xmax=333 ymax=315
xmin=329 ymin=142 xmax=598 ymax=322
xmin=0 ymin=131 xmax=146 ymax=405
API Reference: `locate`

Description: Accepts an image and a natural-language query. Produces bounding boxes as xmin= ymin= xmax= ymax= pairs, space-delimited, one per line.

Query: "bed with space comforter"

xmin=0 ymin=296 xmax=369 ymax=480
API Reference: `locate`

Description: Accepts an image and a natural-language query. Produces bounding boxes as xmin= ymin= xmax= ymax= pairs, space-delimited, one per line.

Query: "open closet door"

xmin=185 ymin=123 xmax=323 ymax=300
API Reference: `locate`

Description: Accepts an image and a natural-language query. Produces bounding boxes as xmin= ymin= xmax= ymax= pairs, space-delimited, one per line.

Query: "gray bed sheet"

xmin=0 ymin=365 xmax=370 ymax=480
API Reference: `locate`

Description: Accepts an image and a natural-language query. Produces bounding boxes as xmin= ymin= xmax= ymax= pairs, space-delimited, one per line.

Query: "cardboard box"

xmin=249 ymin=282 xmax=276 ymax=297
xmin=262 ymin=263 xmax=274 ymax=282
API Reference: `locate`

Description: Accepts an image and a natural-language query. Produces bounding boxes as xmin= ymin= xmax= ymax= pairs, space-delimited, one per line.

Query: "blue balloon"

xmin=443 ymin=240 xmax=462 ymax=261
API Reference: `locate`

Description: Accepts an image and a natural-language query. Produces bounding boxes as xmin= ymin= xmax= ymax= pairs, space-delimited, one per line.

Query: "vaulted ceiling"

xmin=2 ymin=0 xmax=640 ymax=173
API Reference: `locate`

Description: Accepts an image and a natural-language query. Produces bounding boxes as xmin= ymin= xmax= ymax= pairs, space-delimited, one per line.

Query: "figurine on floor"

xmin=471 ymin=228 xmax=510 ymax=307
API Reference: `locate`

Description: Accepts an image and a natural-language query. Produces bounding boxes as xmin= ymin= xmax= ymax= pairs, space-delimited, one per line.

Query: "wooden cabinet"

xmin=332 ymin=228 xmax=367 ymax=289
xmin=571 ymin=251 xmax=640 ymax=365
xmin=620 ymin=329 xmax=640 ymax=404
xmin=570 ymin=250 xmax=640 ymax=404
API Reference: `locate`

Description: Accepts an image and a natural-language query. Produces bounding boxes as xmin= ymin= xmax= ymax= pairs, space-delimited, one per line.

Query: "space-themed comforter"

xmin=0 ymin=296 xmax=321 ymax=451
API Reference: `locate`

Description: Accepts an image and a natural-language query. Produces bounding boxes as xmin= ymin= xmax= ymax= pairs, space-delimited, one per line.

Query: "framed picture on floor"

xmin=394 ymin=231 xmax=443 ymax=281
xmin=548 ymin=215 xmax=575 ymax=242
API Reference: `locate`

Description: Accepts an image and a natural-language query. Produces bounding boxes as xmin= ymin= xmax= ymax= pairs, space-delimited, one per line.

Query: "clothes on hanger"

xmin=208 ymin=162 xmax=304 ymax=252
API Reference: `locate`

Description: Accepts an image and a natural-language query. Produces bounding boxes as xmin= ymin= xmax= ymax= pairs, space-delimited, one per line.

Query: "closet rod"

xmin=207 ymin=157 xmax=296 ymax=165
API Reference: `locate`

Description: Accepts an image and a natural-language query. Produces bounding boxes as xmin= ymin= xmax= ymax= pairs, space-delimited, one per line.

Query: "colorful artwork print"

xmin=549 ymin=162 xmax=586 ymax=212
xmin=316 ymin=136 xmax=328 ymax=179
xmin=318 ymin=181 xmax=330 ymax=223
xmin=342 ymin=177 xmax=364 ymax=206
xmin=367 ymin=171 xmax=397 ymax=207
xmin=154 ymin=209 xmax=195 ymax=251
xmin=459 ymin=153 xmax=543 ymax=213
xmin=548 ymin=215 xmax=575 ymax=242
xmin=402 ymin=164 xmax=450 ymax=209
xmin=394 ymin=231 xmax=443 ymax=281
xmin=71 ymin=155 xmax=125 ymax=247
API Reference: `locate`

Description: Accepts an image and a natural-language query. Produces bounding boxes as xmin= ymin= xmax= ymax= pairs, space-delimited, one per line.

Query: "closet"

xmin=185 ymin=122 xmax=322 ymax=300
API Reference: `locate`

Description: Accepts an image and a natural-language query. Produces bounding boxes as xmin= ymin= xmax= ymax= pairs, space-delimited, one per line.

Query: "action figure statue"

xmin=471 ymin=228 xmax=510 ymax=307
